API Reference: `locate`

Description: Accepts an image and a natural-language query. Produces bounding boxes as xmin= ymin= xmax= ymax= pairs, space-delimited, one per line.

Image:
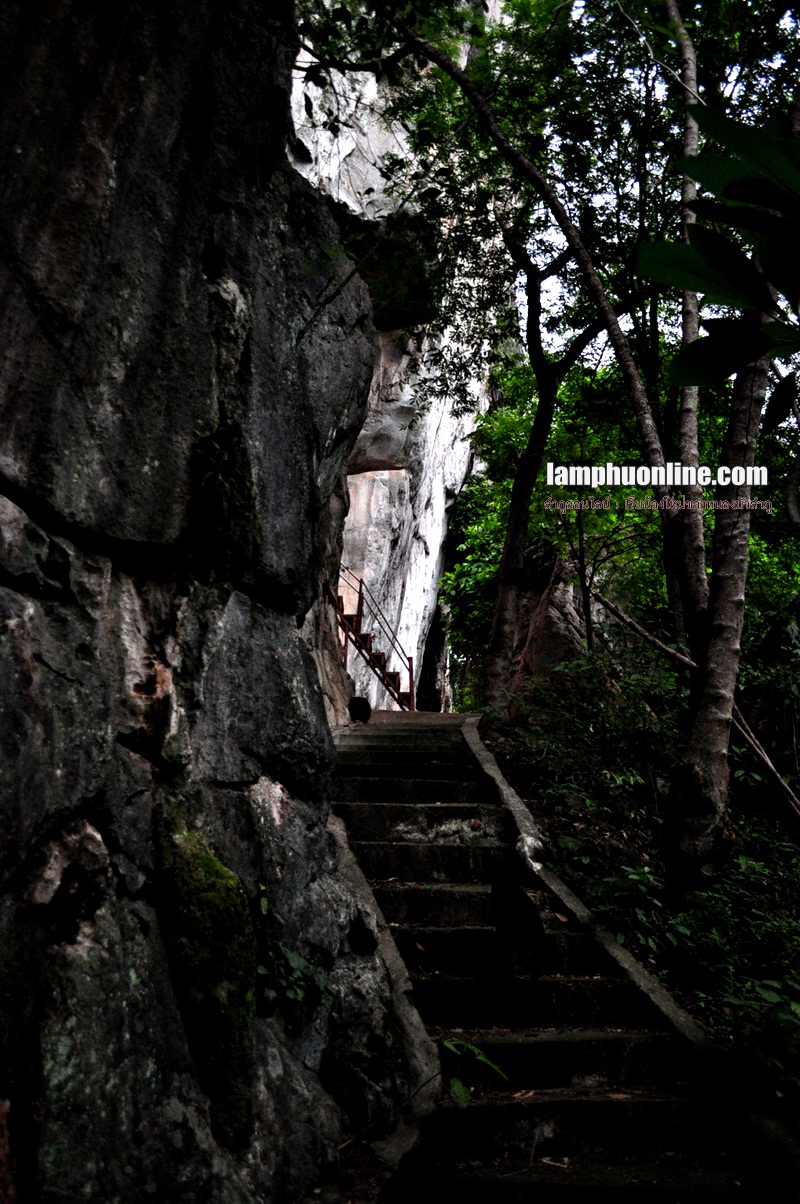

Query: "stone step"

xmin=414 ymin=1090 xmax=748 ymax=1160
xmin=335 ymin=776 xmax=488 ymax=804
xmin=335 ymin=754 xmax=482 ymax=780
xmin=363 ymin=711 xmax=472 ymax=727
xmin=334 ymin=801 xmax=504 ymax=842
xmin=375 ymin=882 xmax=494 ymax=926
xmin=395 ymin=925 xmax=503 ymax=976
xmin=336 ymin=731 xmax=469 ymax=748
xmin=352 ymin=840 xmax=506 ymax=883
xmin=394 ymin=925 xmax=619 ymax=978
xmin=542 ymin=928 xmax=623 ymax=975
xmin=334 ymin=727 xmax=465 ymax=746
xmin=336 ymin=741 xmax=460 ymax=758
xmin=411 ymin=975 xmax=669 ymax=1029
xmin=382 ymin=1160 xmax=786 ymax=1201
xmin=381 ymin=1091 xmax=792 ymax=1200
xmin=434 ymin=1026 xmax=694 ymax=1090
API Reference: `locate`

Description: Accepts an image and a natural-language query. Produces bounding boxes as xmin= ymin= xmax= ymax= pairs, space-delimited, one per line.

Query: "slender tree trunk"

xmin=576 ymin=504 xmax=593 ymax=652
xmin=483 ymin=241 xmax=560 ymax=705
xmin=788 ymin=449 xmax=800 ymax=534
xmin=666 ymin=358 xmax=769 ymax=887
xmin=483 ymin=386 xmax=556 ymax=704
xmin=665 ymin=0 xmax=709 ymax=659
xmin=785 ymin=88 xmax=800 ymax=533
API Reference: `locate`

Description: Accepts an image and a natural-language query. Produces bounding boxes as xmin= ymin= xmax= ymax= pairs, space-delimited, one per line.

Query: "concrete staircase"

xmin=332 ymin=568 xmax=414 ymax=709
xmin=334 ymin=711 xmax=795 ymax=1200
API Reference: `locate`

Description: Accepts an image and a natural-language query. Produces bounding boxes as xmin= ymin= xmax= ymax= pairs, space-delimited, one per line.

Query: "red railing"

xmin=329 ymin=565 xmax=415 ymax=710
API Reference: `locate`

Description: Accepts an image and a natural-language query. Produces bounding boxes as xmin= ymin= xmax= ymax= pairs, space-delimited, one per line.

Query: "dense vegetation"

xmin=298 ymin=0 xmax=800 ymax=1090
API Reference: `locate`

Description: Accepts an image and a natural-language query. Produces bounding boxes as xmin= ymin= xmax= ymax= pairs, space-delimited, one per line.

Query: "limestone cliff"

xmin=292 ymin=54 xmax=481 ymax=715
xmin=0 ymin=3 xmax=433 ymax=1199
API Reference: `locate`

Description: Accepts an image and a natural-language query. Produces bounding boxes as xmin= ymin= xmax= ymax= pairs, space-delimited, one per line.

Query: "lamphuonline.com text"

xmin=546 ymin=462 xmax=768 ymax=489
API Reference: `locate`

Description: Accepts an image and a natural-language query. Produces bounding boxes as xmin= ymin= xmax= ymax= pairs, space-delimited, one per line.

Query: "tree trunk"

xmin=664 ymin=0 xmax=710 ymax=659
xmin=510 ymin=557 xmax=585 ymax=693
xmin=666 ymin=357 xmax=769 ymax=888
xmin=482 ymin=388 xmax=556 ymax=705
xmin=483 ymin=235 xmax=566 ymax=707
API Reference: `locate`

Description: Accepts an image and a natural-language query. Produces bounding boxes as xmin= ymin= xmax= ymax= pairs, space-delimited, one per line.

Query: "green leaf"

xmin=693 ymin=108 xmax=800 ymax=205
xmin=755 ymin=242 xmax=800 ymax=312
xmin=667 ymin=308 xmax=800 ymax=384
xmin=283 ymin=948 xmax=308 ymax=972
xmin=331 ymin=5 xmax=352 ymax=29
xmin=677 ymin=153 xmax=761 ymax=200
xmin=471 ymin=1047 xmax=510 ymax=1080
xmin=637 ymin=240 xmax=772 ymax=312
xmin=449 ymin=1077 xmax=471 ymax=1108
xmin=688 ymin=198 xmax=787 ymax=242
xmin=761 ymin=321 xmax=800 ymax=346
xmin=667 ymin=329 xmax=757 ymax=386
xmin=687 ymin=226 xmax=778 ymax=313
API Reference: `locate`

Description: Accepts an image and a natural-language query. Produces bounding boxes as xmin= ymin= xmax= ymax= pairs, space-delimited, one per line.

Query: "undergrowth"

xmin=488 ymin=651 xmax=800 ymax=1095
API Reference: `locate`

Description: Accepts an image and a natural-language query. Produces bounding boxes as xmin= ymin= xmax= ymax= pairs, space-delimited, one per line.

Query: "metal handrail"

xmin=339 ymin=565 xmax=408 ymax=664
xmin=334 ymin=565 xmax=415 ymax=710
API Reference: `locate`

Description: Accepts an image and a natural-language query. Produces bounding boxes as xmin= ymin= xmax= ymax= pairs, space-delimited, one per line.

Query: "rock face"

xmin=511 ymin=557 xmax=586 ymax=692
xmin=343 ymin=335 xmax=476 ymax=711
xmin=291 ymin=59 xmax=480 ymax=713
xmin=0 ymin=4 xmax=435 ymax=1200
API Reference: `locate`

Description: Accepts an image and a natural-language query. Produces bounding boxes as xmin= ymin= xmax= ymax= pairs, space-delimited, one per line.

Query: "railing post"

xmin=336 ymin=566 xmax=418 ymax=712
xmin=355 ymin=577 xmax=364 ymax=636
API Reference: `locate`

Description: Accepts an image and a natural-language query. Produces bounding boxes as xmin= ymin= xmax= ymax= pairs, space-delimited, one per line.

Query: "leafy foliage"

xmin=442 ymin=1036 xmax=509 ymax=1106
xmin=639 ymin=105 xmax=800 ymax=382
xmin=490 ymin=652 xmax=800 ymax=1089
xmin=256 ymin=890 xmax=331 ymax=1034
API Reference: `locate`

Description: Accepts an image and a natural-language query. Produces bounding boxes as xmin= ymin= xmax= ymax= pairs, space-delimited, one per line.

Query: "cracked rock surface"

xmin=0 ymin=3 xmax=433 ymax=1200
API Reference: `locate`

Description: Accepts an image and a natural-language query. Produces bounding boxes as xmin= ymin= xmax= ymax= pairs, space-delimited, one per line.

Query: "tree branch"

xmin=615 ymin=0 xmax=706 ymax=105
xmin=297 ymin=38 xmax=416 ymax=77
xmin=593 ymin=591 xmax=800 ymax=823
xmin=395 ymin=22 xmax=668 ymax=490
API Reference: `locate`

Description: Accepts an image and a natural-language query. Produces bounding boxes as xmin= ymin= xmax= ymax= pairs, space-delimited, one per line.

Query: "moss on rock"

xmin=158 ymin=823 xmax=257 ymax=1151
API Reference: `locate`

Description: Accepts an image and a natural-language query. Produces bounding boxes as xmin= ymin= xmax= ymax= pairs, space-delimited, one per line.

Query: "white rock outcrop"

xmin=291 ymin=54 xmax=404 ymax=219
xmin=342 ymin=331 xmax=478 ymax=710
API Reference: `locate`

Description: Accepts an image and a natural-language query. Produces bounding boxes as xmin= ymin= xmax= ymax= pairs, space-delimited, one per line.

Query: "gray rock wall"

xmin=343 ymin=332 xmax=477 ymax=711
xmin=0 ymin=3 xmax=434 ymax=1200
